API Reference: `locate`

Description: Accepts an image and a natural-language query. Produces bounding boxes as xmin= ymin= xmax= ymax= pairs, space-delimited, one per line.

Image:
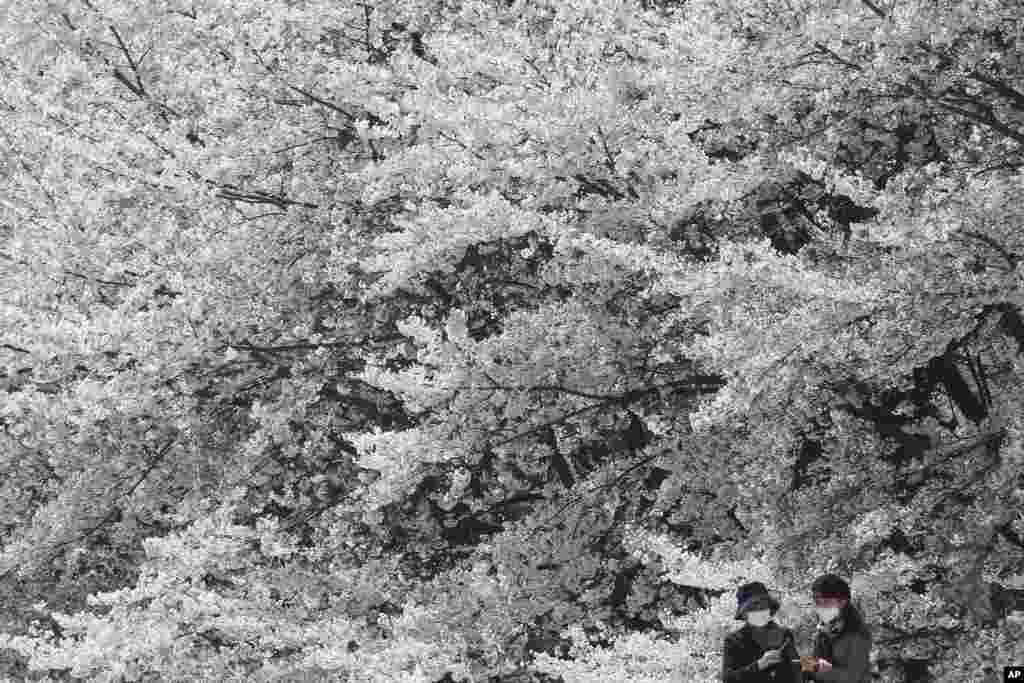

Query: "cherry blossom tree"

xmin=1 ymin=0 xmax=1022 ymax=681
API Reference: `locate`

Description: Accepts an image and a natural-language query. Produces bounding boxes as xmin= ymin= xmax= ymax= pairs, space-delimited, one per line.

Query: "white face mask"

xmin=746 ymin=610 xmax=774 ymax=628
xmin=815 ymin=607 xmax=841 ymax=623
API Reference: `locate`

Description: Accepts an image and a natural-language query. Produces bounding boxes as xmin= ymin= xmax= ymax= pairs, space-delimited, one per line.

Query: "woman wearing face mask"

xmin=722 ymin=581 xmax=802 ymax=682
xmin=800 ymin=574 xmax=872 ymax=682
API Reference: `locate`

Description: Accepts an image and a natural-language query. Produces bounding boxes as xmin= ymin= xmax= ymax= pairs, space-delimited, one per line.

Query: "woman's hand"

xmin=756 ymin=649 xmax=783 ymax=670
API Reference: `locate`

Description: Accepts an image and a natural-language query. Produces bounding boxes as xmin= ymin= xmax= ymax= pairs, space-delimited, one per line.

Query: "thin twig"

xmin=437 ymin=130 xmax=487 ymax=160
xmin=109 ymin=25 xmax=146 ymax=97
xmin=859 ymin=0 xmax=887 ymax=19
xmin=1 ymin=343 xmax=31 ymax=354
xmin=0 ymin=437 xmax=178 ymax=583
xmin=285 ymin=83 xmax=354 ymax=120
xmin=61 ymin=270 xmax=136 ymax=287
xmin=813 ymin=42 xmax=862 ymax=71
xmin=271 ymin=136 xmax=337 ymax=154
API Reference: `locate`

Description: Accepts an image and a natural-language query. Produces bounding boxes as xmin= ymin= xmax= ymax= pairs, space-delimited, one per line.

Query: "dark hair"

xmin=812 ymin=573 xmax=850 ymax=598
xmin=837 ymin=600 xmax=871 ymax=639
xmin=811 ymin=574 xmax=871 ymax=639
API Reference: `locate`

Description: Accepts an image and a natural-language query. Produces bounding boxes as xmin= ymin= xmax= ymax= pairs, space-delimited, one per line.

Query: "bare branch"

xmin=61 ymin=270 xmax=136 ymax=287
xmin=966 ymin=69 xmax=1024 ymax=113
xmin=106 ymin=26 xmax=182 ymax=118
xmin=595 ymin=125 xmax=618 ymax=176
xmin=1 ymin=343 xmax=31 ymax=354
xmin=489 ymin=402 xmax=608 ymax=449
xmin=437 ymin=130 xmax=487 ymax=160
xmin=109 ymin=25 xmax=146 ymax=97
xmin=813 ymin=42 xmax=862 ymax=71
xmin=958 ymin=230 xmax=1020 ymax=269
xmin=859 ymin=0 xmax=887 ymax=19
xmin=933 ymin=99 xmax=1024 ymax=146
xmin=238 ymin=211 xmax=288 ymax=222
xmin=230 ymin=340 xmax=351 ymax=353
xmin=285 ymin=83 xmax=355 ymax=120
xmin=362 ymin=2 xmax=372 ymax=50
xmin=214 ymin=184 xmax=318 ymax=209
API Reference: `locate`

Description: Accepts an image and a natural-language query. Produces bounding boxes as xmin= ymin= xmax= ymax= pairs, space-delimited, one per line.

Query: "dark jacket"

xmin=806 ymin=622 xmax=872 ymax=683
xmin=722 ymin=623 xmax=801 ymax=683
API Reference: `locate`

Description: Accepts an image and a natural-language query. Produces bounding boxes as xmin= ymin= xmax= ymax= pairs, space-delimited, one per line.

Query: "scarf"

xmin=750 ymin=622 xmax=788 ymax=651
xmin=815 ymin=616 xmax=845 ymax=662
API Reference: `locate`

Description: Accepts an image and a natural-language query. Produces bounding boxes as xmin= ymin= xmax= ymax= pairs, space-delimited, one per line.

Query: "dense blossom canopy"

xmin=1 ymin=0 xmax=1022 ymax=681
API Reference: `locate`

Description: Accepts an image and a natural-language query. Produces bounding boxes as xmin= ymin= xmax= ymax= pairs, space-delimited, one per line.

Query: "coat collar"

xmin=745 ymin=621 xmax=789 ymax=650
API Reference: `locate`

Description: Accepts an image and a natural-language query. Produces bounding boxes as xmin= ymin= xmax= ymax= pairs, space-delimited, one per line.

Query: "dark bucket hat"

xmin=735 ymin=581 xmax=781 ymax=620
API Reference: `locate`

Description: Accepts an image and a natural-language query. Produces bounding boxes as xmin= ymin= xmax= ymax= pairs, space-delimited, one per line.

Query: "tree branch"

xmin=110 ymin=25 xmax=146 ymax=97
xmin=233 ymin=340 xmax=350 ymax=352
xmin=966 ymin=70 xmax=1024 ymax=113
xmin=813 ymin=42 xmax=862 ymax=71
xmin=1 ymin=343 xmax=31 ymax=354
xmin=437 ymin=130 xmax=487 ymax=160
xmin=483 ymin=377 xmax=726 ymax=406
xmin=285 ymin=83 xmax=354 ymax=120
xmin=915 ymin=36 xmax=1024 ymax=113
xmin=0 ymin=437 xmax=178 ymax=582
xmin=957 ymin=230 xmax=1020 ymax=269
xmin=61 ymin=270 xmax=137 ymax=287
xmin=489 ymin=402 xmax=608 ymax=449
xmin=931 ymin=99 xmax=1024 ymax=146
xmin=214 ymin=185 xmax=318 ymax=209
xmin=595 ymin=125 xmax=639 ymax=199
xmin=859 ymin=0 xmax=887 ymax=19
